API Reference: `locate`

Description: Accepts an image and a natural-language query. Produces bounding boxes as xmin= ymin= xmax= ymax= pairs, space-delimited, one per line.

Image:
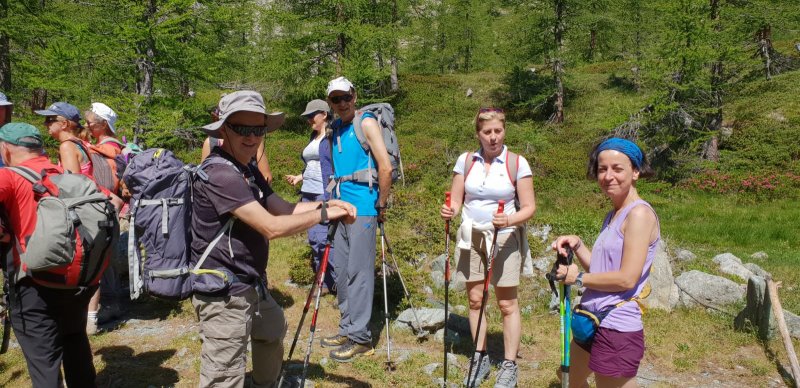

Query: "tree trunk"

xmin=136 ymin=0 xmax=156 ymax=98
xmin=0 ymin=0 xmax=10 ymax=90
xmin=551 ymin=0 xmax=566 ymax=124
xmin=31 ymin=88 xmax=47 ymax=111
xmin=390 ymin=0 xmax=399 ymax=92
xmin=335 ymin=3 xmax=346 ymax=74
xmin=706 ymin=0 xmax=722 ymax=162
xmin=588 ymin=29 xmax=597 ymax=61
xmin=756 ymin=25 xmax=773 ymax=81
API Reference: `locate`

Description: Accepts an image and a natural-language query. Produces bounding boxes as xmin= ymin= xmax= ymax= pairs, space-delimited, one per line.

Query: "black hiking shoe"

xmin=330 ymin=339 xmax=374 ymax=362
xmin=320 ymin=334 xmax=348 ymax=348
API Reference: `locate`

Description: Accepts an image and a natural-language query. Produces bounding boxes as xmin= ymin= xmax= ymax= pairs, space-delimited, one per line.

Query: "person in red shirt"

xmin=0 ymin=122 xmax=118 ymax=387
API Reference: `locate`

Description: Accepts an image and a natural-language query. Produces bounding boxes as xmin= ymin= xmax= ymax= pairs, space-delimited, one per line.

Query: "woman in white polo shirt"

xmin=440 ymin=108 xmax=536 ymax=388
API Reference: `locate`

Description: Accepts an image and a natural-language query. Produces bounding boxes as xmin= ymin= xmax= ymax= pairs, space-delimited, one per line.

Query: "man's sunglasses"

xmin=329 ymin=94 xmax=354 ymax=104
xmin=228 ymin=124 xmax=268 ymax=137
xmin=479 ymin=107 xmax=504 ymax=113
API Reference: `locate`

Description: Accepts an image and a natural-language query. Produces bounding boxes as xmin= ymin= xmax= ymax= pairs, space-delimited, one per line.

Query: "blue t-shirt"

xmin=331 ymin=113 xmax=378 ymax=216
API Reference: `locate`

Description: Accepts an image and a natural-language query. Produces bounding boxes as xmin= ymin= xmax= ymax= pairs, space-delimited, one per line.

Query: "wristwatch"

xmin=575 ymin=272 xmax=585 ymax=288
xmin=319 ymin=201 xmax=329 ymax=225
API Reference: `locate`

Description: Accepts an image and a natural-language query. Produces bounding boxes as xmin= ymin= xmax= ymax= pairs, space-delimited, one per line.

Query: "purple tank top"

xmin=579 ymin=199 xmax=660 ymax=332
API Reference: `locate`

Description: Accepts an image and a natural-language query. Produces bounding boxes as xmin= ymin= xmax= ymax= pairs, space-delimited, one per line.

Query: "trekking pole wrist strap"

xmin=319 ymin=201 xmax=329 ymax=225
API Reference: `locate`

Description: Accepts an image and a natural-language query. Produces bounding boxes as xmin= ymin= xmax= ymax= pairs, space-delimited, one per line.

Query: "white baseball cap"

xmin=0 ymin=92 xmax=12 ymax=106
xmin=90 ymin=102 xmax=118 ymax=134
xmin=326 ymin=76 xmax=355 ymax=96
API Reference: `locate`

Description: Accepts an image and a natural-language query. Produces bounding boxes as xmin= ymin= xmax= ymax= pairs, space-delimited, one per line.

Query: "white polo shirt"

xmin=453 ymin=146 xmax=532 ymax=234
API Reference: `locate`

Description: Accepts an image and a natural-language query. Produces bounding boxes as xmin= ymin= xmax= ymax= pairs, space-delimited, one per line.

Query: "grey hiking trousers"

xmin=333 ymin=216 xmax=377 ymax=344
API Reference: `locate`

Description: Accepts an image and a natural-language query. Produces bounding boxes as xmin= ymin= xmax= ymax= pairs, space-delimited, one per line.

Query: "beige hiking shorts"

xmin=455 ymin=228 xmax=523 ymax=287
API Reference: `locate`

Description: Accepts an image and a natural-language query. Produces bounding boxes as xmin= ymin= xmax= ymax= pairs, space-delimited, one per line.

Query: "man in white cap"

xmin=192 ymin=90 xmax=356 ymax=387
xmin=320 ymin=77 xmax=393 ymax=362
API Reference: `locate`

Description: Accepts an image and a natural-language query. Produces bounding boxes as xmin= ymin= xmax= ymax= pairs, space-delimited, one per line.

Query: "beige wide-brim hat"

xmin=202 ymin=90 xmax=285 ymax=138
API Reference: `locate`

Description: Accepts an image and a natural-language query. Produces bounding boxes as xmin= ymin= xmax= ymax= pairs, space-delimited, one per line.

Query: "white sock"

xmin=88 ymin=311 xmax=98 ymax=322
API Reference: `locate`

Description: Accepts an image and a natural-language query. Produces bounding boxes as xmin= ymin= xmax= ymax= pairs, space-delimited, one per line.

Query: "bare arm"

xmin=201 ymin=138 xmax=211 ymax=161
xmin=59 ymin=142 xmax=82 ymax=174
xmin=361 ymin=117 xmax=391 ymax=213
xmin=558 ymin=205 xmax=658 ymax=292
xmin=440 ymin=172 xmax=465 ymax=221
xmin=256 ymin=141 xmax=273 ymax=184
xmin=232 ymin=196 xmax=355 ymax=240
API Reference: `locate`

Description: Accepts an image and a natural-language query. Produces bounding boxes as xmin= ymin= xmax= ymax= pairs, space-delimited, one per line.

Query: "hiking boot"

xmin=329 ymin=339 xmax=374 ymax=362
xmin=493 ymin=360 xmax=518 ymax=388
xmin=97 ymin=304 xmax=122 ymax=325
xmin=320 ymin=334 xmax=348 ymax=348
xmin=463 ymin=352 xmax=491 ymax=387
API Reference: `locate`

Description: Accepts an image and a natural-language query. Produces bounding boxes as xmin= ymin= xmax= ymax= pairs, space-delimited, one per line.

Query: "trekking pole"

xmin=443 ymin=192 xmax=452 ymax=385
xmin=546 ymin=247 xmax=574 ymax=388
xmin=379 ymin=222 xmax=397 ymax=371
xmin=298 ymin=222 xmax=339 ymax=388
xmin=277 ymin=222 xmax=337 ymax=387
xmin=380 ymin=224 xmax=427 ymax=340
xmin=466 ymin=200 xmax=505 ymax=388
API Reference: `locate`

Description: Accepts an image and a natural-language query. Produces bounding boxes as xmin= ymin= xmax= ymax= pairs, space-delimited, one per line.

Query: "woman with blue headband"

xmin=551 ymin=137 xmax=659 ymax=387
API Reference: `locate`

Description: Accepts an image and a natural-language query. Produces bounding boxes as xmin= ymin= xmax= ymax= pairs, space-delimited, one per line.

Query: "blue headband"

xmin=596 ymin=138 xmax=643 ymax=169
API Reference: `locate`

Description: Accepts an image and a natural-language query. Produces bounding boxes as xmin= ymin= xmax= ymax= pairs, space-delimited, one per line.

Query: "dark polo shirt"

xmin=190 ymin=148 xmax=274 ymax=295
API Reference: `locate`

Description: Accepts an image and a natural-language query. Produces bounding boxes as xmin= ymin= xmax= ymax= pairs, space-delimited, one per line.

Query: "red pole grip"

xmin=497 ymin=200 xmax=505 ymax=213
xmin=445 ymin=192 xmax=451 ymax=207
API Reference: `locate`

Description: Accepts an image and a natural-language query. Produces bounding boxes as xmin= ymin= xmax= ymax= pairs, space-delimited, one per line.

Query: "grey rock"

xmin=466 ymin=88 xmax=473 ymax=97
xmin=529 ymin=224 xmax=552 ymax=242
xmin=674 ymin=248 xmax=697 ymax=262
xmin=434 ymin=328 xmax=460 ymax=343
xmin=549 ymin=294 xmax=560 ymax=311
xmin=320 ymin=357 xmax=328 ymax=367
xmin=744 ymin=263 xmax=770 ymax=278
xmin=521 ymin=305 xmax=533 ymax=315
xmin=713 ymin=253 xmax=755 ymax=281
xmin=751 ymin=251 xmax=769 ymax=261
xmin=447 ymin=352 xmax=459 ymax=367
xmin=642 ymin=241 xmax=679 ymax=311
xmin=423 ymin=362 xmax=440 ymax=375
xmin=433 ymin=377 xmax=460 ymax=388
xmin=785 ymin=311 xmax=800 ymax=339
xmin=397 ymin=308 xmax=461 ymax=332
xmin=453 ymin=305 xmax=467 ymax=314
xmin=533 ymin=255 xmax=554 ymax=274
xmin=676 ymin=270 xmax=745 ymax=309
xmin=176 ymin=347 xmax=188 ymax=358
xmin=431 ymin=254 xmax=448 ymax=273
xmin=734 ymin=276 xmax=775 ymax=340
xmin=431 ymin=270 xmax=445 ymax=289
xmin=423 ymin=286 xmax=434 ymax=295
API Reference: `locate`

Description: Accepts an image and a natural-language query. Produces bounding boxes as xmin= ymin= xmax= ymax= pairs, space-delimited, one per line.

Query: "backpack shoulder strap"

xmin=6 ymin=166 xmax=41 ymax=184
xmin=351 ymin=110 xmax=370 ymax=153
xmin=463 ymin=151 xmax=478 ymax=181
xmin=505 ymin=150 xmax=519 ymax=187
xmin=99 ymin=138 xmax=125 ymax=147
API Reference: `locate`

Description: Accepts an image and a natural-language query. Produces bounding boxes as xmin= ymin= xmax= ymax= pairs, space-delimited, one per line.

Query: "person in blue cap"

xmin=35 ymin=102 xmax=94 ymax=177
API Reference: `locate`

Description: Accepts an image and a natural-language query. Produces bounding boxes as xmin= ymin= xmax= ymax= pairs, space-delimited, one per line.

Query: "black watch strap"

xmin=320 ymin=201 xmax=329 ymax=225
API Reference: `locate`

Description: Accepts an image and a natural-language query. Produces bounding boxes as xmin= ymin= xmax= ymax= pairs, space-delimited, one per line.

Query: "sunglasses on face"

xmin=479 ymin=107 xmax=504 ymax=113
xmin=228 ymin=124 xmax=268 ymax=137
xmin=329 ymin=94 xmax=354 ymax=104
xmin=44 ymin=117 xmax=64 ymax=124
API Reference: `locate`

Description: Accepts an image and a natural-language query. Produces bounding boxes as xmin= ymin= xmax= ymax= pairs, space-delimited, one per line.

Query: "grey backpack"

xmin=334 ymin=103 xmax=404 ymax=188
xmin=8 ymin=167 xmax=118 ymax=289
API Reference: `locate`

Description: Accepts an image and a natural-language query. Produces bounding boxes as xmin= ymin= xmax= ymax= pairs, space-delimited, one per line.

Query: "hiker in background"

xmin=85 ymin=102 xmax=127 ymax=329
xmin=440 ymin=107 xmax=536 ymax=387
xmin=0 ymin=122 xmax=119 ymax=387
xmin=0 ymin=93 xmax=12 ymax=168
xmin=36 ymin=102 xmax=93 ymax=176
xmin=285 ymin=99 xmax=337 ymax=294
xmin=192 ymin=90 xmax=356 ymax=387
xmin=321 ymin=76 xmax=392 ymax=362
xmin=552 ymin=137 xmax=659 ymax=388
xmin=202 ymin=105 xmax=274 ymax=183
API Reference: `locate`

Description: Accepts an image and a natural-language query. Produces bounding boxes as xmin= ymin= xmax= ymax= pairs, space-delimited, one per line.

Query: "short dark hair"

xmin=586 ymin=140 xmax=655 ymax=179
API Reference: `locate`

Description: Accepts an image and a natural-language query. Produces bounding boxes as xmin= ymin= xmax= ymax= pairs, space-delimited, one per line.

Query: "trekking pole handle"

xmin=497 ymin=200 xmax=505 ymax=214
xmin=445 ymin=192 xmax=451 ymax=207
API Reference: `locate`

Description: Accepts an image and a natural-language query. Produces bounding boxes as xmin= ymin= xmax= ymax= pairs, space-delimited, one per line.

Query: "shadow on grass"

xmin=95 ymin=346 xmax=178 ymax=387
xmin=762 ymin=339 xmax=798 ymax=387
xmin=0 ymin=360 xmax=24 ymax=386
xmin=270 ymin=286 xmax=296 ymax=309
xmin=278 ymin=361 xmax=371 ymax=386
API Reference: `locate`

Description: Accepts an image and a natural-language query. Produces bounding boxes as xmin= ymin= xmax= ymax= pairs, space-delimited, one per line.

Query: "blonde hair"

xmin=474 ymin=109 xmax=506 ymax=132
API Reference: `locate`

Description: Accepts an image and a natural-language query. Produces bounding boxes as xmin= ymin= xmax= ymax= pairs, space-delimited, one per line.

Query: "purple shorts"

xmin=576 ymin=327 xmax=645 ymax=378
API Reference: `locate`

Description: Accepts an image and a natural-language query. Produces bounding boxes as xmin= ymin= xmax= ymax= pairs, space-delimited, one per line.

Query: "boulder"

xmin=751 ymin=251 xmax=769 ymax=261
xmin=532 ymin=255 xmax=555 ymax=274
xmin=642 ymin=241 xmax=679 ymax=311
xmin=675 ymin=270 xmax=745 ymax=309
xmin=431 ymin=254 xmax=447 ymax=273
xmin=713 ymin=253 xmax=755 ymax=281
xmin=395 ymin=308 xmax=445 ymax=332
xmin=674 ymin=248 xmax=697 ymax=262
xmin=431 ymin=271 xmax=445 ymax=289
xmin=734 ymin=276 xmax=775 ymax=340
xmin=785 ymin=311 xmax=800 ymax=340
xmin=744 ymin=263 xmax=770 ymax=278
xmin=529 ymin=224 xmax=552 ymax=242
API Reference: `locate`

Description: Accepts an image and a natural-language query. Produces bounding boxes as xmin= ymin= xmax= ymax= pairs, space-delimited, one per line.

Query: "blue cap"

xmin=0 ymin=91 xmax=11 ymax=107
xmin=35 ymin=102 xmax=83 ymax=129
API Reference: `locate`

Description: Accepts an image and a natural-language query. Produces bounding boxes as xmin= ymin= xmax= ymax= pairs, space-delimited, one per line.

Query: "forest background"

xmin=1 ymin=0 xmax=800 ymax=386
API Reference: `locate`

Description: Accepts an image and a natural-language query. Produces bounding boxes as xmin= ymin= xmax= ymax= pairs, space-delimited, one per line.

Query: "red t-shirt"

xmin=0 ymin=156 xmax=111 ymax=259
xmin=0 ymin=156 xmax=59 ymax=256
